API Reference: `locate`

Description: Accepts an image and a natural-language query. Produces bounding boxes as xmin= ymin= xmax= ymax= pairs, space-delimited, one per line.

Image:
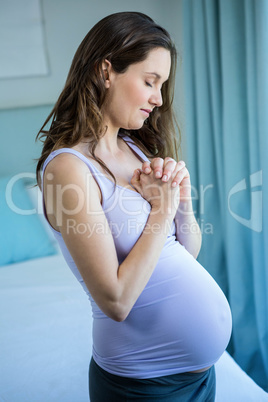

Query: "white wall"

xmin=0 ymin=0 xmax=186 ymax=176
xmin=0 ymin=0 xmax=184 ymax=109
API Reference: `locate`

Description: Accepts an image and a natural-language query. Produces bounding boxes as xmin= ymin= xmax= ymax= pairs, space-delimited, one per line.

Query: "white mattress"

xmin=0 ymin=254 xmax=267 ymax=401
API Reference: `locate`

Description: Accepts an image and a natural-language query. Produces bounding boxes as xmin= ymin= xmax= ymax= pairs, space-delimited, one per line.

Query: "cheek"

xmin=123 ymin=81 xmax=146 ymax=105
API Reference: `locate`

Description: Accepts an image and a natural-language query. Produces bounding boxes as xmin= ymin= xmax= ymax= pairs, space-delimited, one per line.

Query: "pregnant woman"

xmin=36 ymin=12 xmax=232 ymax=401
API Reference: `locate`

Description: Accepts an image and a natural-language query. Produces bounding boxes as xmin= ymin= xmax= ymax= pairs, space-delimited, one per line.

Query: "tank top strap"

xmin=42 ymin=148 xmax=102 ymax=176
xmin=41 ymin=148 xmax=113 ymax=218
xmin=120 ymin=135 xmax=150 ymax=163
xmin=45 ymin=147 xmax=110 ymax=189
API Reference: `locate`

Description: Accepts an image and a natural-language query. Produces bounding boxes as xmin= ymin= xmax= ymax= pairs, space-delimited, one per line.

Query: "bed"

xmin=1 ymin=175 xmax=268 ymax=401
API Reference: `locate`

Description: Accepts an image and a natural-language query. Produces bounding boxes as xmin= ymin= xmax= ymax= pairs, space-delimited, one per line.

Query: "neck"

xmin=97 ymin=130 xmax=121 ymax=155
xmin=77 ymin=125 xmax=126 ymax=159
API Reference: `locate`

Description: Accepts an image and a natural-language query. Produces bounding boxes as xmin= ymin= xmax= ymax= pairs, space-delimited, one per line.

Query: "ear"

xmin=102 ymin=59 xmax=113 ymax=88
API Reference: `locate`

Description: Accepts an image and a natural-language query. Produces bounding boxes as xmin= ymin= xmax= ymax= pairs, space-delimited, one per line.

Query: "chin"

xmin=123 ymin=121 xmax=145 ymax=130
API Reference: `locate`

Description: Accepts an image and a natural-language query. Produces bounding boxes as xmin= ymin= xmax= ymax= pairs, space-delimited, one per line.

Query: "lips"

xmin=140 ymin=109 xmax=152 ymax=116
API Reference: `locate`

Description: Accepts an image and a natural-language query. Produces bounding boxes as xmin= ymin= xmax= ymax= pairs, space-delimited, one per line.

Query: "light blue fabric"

xmin=183 ymin=0 xmax=268 ymax=391
xmin=0 ymin=175 xmax=58 ymax=266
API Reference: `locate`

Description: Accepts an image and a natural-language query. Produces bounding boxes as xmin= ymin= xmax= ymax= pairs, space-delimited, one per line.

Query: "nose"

xmin=149 ymin=87 xmax=163 ymax=108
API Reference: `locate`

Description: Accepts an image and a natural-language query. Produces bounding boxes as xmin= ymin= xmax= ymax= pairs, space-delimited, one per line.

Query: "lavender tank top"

xmin=42 ymin=136 xmax=232 ymax=378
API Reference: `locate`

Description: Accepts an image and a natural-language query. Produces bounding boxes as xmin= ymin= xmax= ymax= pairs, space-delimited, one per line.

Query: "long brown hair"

xmin=36 ymin=11 xmax=180 ymax=185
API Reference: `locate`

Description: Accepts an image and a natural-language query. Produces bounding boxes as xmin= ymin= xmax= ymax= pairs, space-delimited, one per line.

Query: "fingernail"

xmin=155 ymin=171 xmax=161 ymax=178
xmin=163 ymin=175 xmax=168 ymax=181
xmin=172 ymin=181 xmax=177 ymax=187
xmin=145 ymin=168 xmax=151 ymax=173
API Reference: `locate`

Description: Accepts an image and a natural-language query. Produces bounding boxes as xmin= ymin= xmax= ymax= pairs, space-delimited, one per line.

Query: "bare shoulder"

xmin=44 ymin=151 xmax=100 ymax=195
xmin=43 ymin=151 xmax=102 ymax=232
xmin=44 ymin=151 xmax=88 ymax=178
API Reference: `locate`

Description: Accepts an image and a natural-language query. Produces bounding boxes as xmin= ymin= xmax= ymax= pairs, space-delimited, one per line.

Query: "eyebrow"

xmin=145 ymin=72 xmax=162 ymax=79
xmin=145 ymin=72 xmax=170 ymax=83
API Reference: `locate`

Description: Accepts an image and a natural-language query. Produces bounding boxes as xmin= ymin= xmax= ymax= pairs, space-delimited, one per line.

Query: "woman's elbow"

xmin=103 ymin=300 xmax=130 ymax=322
xmin=110 ymin=312 xmax=128 ymax=322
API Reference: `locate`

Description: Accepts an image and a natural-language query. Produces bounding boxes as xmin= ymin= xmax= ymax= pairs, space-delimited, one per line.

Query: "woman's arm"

xmin=174 ymin=201 xmax=202 ymax=259
xmin=141 ymin=157 xmax=202 ymax=259
xmin=43 ymin=153 xmax=180 ymax=322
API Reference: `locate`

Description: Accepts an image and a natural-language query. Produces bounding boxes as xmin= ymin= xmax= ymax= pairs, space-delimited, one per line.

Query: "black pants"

xmin=89 ymin=358 xmax=216 ymax=401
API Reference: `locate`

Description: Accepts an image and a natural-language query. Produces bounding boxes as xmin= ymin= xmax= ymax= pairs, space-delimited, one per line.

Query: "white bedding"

xmin=0 ymin=253 xmax=267 ymax=402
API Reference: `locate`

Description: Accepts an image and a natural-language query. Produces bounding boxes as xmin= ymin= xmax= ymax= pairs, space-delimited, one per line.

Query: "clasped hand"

xmin=131 ymin=157 xmax=191 ymax=215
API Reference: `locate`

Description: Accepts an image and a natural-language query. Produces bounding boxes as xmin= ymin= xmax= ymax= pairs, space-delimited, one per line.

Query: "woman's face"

xmin=102 ymin=47 xmax=171 ymax=134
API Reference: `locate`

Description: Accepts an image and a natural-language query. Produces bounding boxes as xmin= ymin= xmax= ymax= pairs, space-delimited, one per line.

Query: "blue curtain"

xmin=183 ymin=0 xmax=268 ymax=391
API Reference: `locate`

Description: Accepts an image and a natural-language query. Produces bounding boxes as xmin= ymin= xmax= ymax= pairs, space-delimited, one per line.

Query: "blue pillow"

xmin=0 ymin=174 xmax=58 ymax=266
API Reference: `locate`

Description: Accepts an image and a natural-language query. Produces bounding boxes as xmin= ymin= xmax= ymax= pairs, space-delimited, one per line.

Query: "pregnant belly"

xmin=93 ymin=242 xmax=232 ymax=376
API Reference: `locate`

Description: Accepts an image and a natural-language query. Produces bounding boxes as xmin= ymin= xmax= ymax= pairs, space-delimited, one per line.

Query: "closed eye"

xmin=145 ymin=82 xmax=153 ymax=88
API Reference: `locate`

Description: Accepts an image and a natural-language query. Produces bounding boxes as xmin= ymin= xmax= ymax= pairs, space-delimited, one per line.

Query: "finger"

xmin=162 ymin=159 xmax=186 ymax=182
xmin=130 ymin=169 xmax=142 ymax=192
xmin=132 ymin=168 xmax=142 ymax=181
xmin=150 ymin=157 xmax=164 ymax=178
xmin=141 ymin=161 xmax=152 ymax=174
xmin=177 ymin=160 xmax=186 ymax=170
xmin=170 ymin=161 xmax=186 ymax=186
xmin=162 ymin=158 xmax=177 ymax=182
xmin=171 ymin=167 xmax=189 ymax=187
xmin=170 ymin=160 xmax=186 ymax=176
